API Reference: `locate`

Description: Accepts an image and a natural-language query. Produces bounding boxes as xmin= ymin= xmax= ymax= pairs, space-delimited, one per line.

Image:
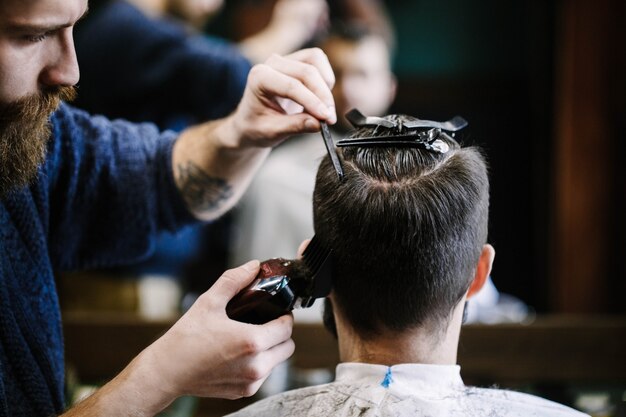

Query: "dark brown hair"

xmin=313 ymin=115 xmax=489 ymax=338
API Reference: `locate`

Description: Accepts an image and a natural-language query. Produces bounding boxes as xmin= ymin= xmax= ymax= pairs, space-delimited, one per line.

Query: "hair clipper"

xmin=226 ymin=236 xmax=332 ymax=324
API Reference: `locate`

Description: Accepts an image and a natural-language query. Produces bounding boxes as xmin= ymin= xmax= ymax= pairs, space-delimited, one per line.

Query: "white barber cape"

xmin=226 ymin=363 xmax=588 ymax=417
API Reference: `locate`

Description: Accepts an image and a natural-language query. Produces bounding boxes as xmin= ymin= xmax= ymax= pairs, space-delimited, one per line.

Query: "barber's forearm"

xmin=172 ymin=115 xmax=270 ymax=221
xmin=60 ymin=351 xmax=174 ymax=417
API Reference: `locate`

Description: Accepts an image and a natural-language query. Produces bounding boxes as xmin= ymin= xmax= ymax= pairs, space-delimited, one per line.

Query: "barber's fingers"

xmin=222 ymin=337 xmax=296 ymax=398
xmin=243 ymin=314 xmax=294 ymax=353
xmin=211 ymin=382 xmax=264 ymax=400
xmin=284 ymin=48 xmax=336 ymax=92
xmin=239 ymin=337 xmax=295 ymax=381
xmin=265 ymin=51 xmax=335 ymax=110
xmin=249 ymin=60 xmax=335 ymax=123
xmin=207 ymin=260 xmax=261 ymax=306
xmin=297 ymin=238 xmax=311 ymax=259
xmin=204 ymin=279 xmax=294 ymax=352
xmin=212 ymin=372 xmax=271 ymax=399
xmin=255 ymin=336 xmax=296 ymax=373
xmin=257 ymin=114 xmax=328 ymax=145
xmin=248 ymin=64 xmax=333 ymax=123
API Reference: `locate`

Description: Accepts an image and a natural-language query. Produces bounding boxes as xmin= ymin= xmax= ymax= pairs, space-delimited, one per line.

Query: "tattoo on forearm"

xmin=176 ymin=161 xmax=233 ymax=212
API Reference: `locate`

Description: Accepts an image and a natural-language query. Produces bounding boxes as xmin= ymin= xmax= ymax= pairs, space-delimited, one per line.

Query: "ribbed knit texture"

xmin=0 ymin=103 xmax=196 ymax=416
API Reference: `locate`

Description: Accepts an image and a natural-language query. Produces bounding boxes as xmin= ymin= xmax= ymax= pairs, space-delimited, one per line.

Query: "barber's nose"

xmin=39 ymin=30 xmax=80 ymax=88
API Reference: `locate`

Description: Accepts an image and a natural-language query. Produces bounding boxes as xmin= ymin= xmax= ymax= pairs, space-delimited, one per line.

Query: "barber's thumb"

xmin=212 ymin=260 xmax=261 ymax=303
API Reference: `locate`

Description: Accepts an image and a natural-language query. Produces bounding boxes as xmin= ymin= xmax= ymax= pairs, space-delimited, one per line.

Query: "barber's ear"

xmin=467 ymin=244 xmax=495 ymax=299
xmin=297 ymin=238 xmax=311 ymax=259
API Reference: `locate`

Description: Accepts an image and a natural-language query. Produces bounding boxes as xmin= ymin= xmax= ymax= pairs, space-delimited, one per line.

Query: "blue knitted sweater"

xmin=74 ymin=0 xmax=251 ymax=130
xmin=0 ymin=104 xmax=196 ymax=416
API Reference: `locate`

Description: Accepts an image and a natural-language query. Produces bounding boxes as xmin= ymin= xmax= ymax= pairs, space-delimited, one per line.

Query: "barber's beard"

xmin=0 ymin=86 xmax=76 ymax=198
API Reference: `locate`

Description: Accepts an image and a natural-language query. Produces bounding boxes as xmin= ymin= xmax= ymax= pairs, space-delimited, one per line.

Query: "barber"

xmin=0 ymin=0 xmax=335 ymax=415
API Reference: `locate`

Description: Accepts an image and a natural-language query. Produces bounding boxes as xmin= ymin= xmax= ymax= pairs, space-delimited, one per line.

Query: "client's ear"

xmin=467 ymin=244 xmax=495 ymax=299
xmin=297 ymin=238 xmax=311 ymax=259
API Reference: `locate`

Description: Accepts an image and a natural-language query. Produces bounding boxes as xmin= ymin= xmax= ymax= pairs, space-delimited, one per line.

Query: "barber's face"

xmin=324 ymin=36 xmax=396 ymax=129
xmin=0 ymin=0 xmax=85 ymax=196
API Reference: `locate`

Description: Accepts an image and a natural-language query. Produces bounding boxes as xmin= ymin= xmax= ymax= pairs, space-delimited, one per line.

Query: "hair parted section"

xmin=313 ymin=114 xmax=489 ymax=338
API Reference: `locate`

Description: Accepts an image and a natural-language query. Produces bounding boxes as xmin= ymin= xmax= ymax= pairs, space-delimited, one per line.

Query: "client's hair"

xmin=313 ymin=115 xmax=489 ymax=338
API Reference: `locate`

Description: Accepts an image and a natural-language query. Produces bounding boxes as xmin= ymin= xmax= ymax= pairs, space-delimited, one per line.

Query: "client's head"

xmin=313 ymin=115 xmax=493 ymax=348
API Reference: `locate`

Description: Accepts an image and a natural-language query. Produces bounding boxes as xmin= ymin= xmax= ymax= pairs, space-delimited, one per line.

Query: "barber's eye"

xmin=25 ymin=33 xmax=48 ymax=43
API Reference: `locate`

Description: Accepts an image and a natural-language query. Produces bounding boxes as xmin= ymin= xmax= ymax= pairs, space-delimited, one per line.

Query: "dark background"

xmin=387 ymin=0 xmax=556 ymax=312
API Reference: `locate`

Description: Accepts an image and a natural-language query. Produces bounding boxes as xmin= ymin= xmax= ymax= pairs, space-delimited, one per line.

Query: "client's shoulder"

xmin=224 ymin=382 xmax=346 ymax=417
xmin=464 ymin=386 xmax=589 ymax=417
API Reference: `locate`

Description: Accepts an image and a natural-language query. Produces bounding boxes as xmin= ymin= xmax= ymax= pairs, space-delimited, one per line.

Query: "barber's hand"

xmin=139 ymin=260 xmax=295 ymax=404
xmin=172 ymin=48 xmax=334 ymax=221
xmin=220 ymin=48 xmax=336 ymax=148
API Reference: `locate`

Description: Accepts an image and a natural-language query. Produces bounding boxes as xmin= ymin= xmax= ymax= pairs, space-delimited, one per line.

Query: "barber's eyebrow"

xmin=6 ymin=5 xmax=89 ymax=33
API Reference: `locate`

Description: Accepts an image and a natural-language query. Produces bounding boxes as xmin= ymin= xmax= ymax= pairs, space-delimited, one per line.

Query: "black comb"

xmin=320 ymin=121 xmax=344 ymax=181
xmin=302 ymin=235 xmax=332 ymax=299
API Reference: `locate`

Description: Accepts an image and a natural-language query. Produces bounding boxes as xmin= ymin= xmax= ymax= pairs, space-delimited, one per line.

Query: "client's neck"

xmin=335 ymin=301 xmax=465 ymax=366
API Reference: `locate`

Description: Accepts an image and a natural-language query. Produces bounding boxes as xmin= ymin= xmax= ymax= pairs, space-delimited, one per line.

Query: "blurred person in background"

xmin=326 ymin=0 xmax=395 ymax=47
xmin=166 ymin=0 xmax=329 ymax=64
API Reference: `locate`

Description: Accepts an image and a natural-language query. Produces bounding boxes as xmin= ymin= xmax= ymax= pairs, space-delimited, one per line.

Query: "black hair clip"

xmin=336 ymin=109 xmax=468 ymax=154
xmin=318 ymin=110 xmax=467 ymax=182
